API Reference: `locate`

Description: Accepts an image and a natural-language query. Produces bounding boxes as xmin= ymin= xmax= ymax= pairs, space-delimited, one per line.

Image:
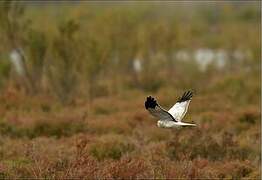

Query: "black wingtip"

xmin=177 ymin=90 xmax=194 ymax=102
xmin=145 ymin=96 xmax=158 ymax=109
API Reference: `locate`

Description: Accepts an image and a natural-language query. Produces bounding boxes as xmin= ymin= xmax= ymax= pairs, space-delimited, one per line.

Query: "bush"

xmin=0 ymin=118 xmax=88 ymax=138
xmin=102 ymin=156 xmax=149 ymax=179
xmin=238 ymin=107 xmax=260 ymax=124
xmin=89 ymin=135 xmax=134 ymax=161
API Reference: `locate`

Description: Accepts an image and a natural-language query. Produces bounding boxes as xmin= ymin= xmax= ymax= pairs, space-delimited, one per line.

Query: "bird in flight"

xmin=145 ymin=90 xmax=196 ymax=128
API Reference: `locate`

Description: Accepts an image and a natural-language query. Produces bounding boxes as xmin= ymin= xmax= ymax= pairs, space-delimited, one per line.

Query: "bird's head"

xmin=157 ymin=120 xmax=164 ymax=128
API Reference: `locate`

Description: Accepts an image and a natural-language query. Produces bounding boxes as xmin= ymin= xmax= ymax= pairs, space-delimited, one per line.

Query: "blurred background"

xmin=0 ymin=1 xmax=260 ymax=179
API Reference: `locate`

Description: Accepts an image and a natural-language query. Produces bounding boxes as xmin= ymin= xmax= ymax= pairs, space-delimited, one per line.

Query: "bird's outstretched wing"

xmin=145 ymin=96 xmax=177 ymax=122
xmin=168 ymin=91 xmax=193 ymax=122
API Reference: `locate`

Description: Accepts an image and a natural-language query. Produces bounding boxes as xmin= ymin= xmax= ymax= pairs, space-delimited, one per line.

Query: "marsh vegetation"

xmin=0 ymin=1 xmax=260 ymax=178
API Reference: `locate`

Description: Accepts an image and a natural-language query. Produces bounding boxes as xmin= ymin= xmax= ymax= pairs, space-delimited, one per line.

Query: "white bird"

xmin=145 ymin=91 xmax=196 ymax=128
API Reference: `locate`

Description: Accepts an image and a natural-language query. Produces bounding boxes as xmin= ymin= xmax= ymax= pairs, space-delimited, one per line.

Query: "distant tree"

xmin=47 ymin=19 xmax=80 ymax=104
xmin=0 ymin=1 xmax=46 ymax=94
xmin=25 ymin=29 xmax=47 ymax=92
xmin=0 ymin=1 xmax=30 ymax=91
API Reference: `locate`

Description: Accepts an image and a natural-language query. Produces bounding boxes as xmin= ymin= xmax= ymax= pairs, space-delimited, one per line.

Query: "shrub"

xmin=25 ymin=118 xmax=88 ymax=138
xmin=101 ymin=156 xmax=149 ymax=179
xmin=89 ymin=135 xmax=134 ymax=161
xmin=167 ymin=130 xmax=225 ymax=161
xmin=238 ymin=107 xmax=260 ymax=124
xmin=0 ymin=118 xmax=88 ymax=138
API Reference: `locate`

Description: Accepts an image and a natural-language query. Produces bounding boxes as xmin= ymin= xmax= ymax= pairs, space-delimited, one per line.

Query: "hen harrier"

xmin=145 ymin=91 xmax=196 ymax=128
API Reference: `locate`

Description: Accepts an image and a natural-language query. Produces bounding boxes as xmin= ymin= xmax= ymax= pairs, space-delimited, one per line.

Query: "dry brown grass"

xmin=0 ymin=82 xmax=260 ymax=179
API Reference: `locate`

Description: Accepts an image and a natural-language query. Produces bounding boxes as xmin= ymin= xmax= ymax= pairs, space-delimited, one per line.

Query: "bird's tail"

xmin=179 ymin=122 xmax=197 ymax=127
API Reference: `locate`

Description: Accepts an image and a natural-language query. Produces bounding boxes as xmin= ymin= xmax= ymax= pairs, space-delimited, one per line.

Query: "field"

xmin=0 ymin=1 xmax=261 ymax=179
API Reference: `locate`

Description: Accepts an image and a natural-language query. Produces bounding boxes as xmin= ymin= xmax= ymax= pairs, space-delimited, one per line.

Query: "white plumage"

xmin=145 ymin=91 xmax=196 ymax=128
